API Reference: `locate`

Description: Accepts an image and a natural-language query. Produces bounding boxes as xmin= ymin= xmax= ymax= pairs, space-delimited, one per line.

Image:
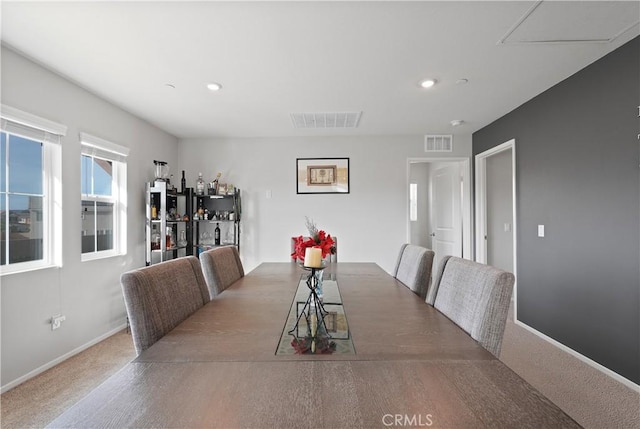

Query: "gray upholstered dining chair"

xmin=393 ymin=243 xmax=435 ymax=300
xmin=199 ymin=245 xmax=244 ymax=297
xmin=120 ymin=256 xmax=211 ymax=355
xmin=425 ymin=256 xmax=515 ymax=357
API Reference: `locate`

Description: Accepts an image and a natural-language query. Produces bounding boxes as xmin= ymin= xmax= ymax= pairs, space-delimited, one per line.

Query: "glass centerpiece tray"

xmin=275 ymin=272 xmax=355 ymax=355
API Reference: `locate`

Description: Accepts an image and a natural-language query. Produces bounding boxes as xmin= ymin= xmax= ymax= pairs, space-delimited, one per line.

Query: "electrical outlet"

xmin=51 ymin=315 xmax=66 ymax=330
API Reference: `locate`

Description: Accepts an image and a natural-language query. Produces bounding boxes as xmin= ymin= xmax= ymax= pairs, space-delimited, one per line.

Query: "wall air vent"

xmin=290 ymin=112 xmax=362 ymax=129
xmin=424 ymin=135 xmax=453 ymax=152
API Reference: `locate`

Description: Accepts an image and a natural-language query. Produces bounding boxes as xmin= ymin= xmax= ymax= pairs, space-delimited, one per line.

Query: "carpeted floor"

xmin=499 ymin=304 xmax=640 ymax=429
xmin=2 ymin=308 xmax=639 ymax=428
xmin=0 ymin=329 xmax=135 ymax=429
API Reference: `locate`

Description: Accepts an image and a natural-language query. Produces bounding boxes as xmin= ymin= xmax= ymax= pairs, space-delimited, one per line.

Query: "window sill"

xmin=81 ymin=250 xmax=125 ymax=262
xmin=0 ymin=262 xmax=60 ymax=277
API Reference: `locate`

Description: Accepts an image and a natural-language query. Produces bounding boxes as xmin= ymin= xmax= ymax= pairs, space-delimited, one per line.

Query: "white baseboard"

xmin=1 ymin=323 xmax=128 ymax=394
xmin=514 ymin=319 xmax=640 ymax=392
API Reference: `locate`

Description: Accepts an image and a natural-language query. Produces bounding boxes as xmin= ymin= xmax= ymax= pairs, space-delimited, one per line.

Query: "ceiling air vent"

xmin=290 ymin=112 xmax=362 ymax=129
xmin=424 ymin=135 xmax=453 ymax=152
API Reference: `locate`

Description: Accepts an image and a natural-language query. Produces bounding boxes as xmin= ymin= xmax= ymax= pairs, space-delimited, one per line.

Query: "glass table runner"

xmin=275 ymin=273 xmax=355 ymax=355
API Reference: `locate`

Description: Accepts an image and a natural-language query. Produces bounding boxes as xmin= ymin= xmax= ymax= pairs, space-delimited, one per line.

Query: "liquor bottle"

xmin=196 ymin=172 xmax=205 ymax=196
xmin=166 ymin=226 xmax=173 ymax=249
xmin=181 ymin=170 xmax=186 ymax=193
xmin=214 ymin=223 xmax=221 ymax=245
xmin=151 ymin=202 xmax=157 ymax=220
xmin=151 ymin=230 xmax=161 ymax=250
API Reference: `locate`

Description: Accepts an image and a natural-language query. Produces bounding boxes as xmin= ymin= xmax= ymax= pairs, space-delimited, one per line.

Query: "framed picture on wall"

xmin=296 ymin=158 xmax=350 ymax=194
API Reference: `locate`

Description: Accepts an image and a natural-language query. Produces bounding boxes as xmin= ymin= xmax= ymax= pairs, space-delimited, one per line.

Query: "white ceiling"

xmin=2 ymin=1 xmax=638 ymax=139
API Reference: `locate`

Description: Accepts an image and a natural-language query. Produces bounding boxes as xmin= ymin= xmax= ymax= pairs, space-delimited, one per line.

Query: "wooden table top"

xmin=47 ymin=263 xmax=580 ymax=428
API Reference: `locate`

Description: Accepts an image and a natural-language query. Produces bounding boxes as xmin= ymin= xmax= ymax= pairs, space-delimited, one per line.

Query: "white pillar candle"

xmin=304 ymin=247 xmax=322 ymax=268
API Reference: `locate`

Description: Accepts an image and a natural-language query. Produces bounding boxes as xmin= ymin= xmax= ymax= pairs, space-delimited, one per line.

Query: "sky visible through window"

xmin=81 ymin=155 xmax=112 ymax=196
xmin=1 ymin=132 xmax=43 ymax=210
xmin=1 ymin=133 xmax=112 ymax=210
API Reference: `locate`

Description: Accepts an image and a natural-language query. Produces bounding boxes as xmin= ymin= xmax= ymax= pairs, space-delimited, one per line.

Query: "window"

xmin=80 ymin=133 xmax=128 ymax=261
xmin=410 ymin=183 xmax=418 ymax=221
xmin=1 ymin=105 xmax=66 ymax=274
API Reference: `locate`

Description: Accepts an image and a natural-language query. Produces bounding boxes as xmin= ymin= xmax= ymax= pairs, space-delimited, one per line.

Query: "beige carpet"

xmin=0 ymin=329 xmax=135 ymax=429
xmin=500 ymin=304 xmax=640 ymax=429
xmin=2 ymin=309 xmax=639 ymax=428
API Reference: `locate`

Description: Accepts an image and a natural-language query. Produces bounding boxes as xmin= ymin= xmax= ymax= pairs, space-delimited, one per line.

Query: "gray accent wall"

xmin=473 ymin=37 xmax=639 ymax=384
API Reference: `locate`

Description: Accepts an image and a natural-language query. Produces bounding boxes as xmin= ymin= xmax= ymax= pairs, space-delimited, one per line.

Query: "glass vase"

xmin=177 ymin=230 xmax=188 ymax=247
xmin=314 ymin=269 xmax=324 ymax=299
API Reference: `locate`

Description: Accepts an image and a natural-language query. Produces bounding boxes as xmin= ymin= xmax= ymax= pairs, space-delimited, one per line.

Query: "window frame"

xmin=80 ymin=132 xmax=128 ymax=262
xmin=0 ymin=105 xmax=65 ymax=275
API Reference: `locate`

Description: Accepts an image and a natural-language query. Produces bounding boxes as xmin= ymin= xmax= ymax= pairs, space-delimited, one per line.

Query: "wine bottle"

xmin=214 ymin=223 xmax=221 ymax=245
xmin=181 ymin=170 xmax=186 ymax=193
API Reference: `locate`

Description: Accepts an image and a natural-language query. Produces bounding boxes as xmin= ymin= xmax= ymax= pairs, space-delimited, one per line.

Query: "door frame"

xmin=474 ymin=139 xmax=517 ymax=299
xmin=406 ymin=157 xmax=472 ymax=262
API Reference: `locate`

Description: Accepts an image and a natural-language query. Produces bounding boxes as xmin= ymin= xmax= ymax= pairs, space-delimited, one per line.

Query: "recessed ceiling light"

xmin=206 ymin=82 xmax=222 ymax=92
xmin=450 ymin=119 xmax=464 ymax=127
xmin=419 ymin=79 xmax=437 ymax=89
xmin=455 ymin=78 xmax=469 ymax=85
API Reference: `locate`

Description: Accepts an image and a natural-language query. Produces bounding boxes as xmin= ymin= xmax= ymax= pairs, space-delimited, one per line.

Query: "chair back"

xmin=120 ymin=256 xmax=210 ymax=355
xmin=426 ymin=256 xmax=514 ymax=356
xmin=393 ymin=243 xmax=435 ymax=300
xmin=199 ymin=245 xmax=244 ymax=297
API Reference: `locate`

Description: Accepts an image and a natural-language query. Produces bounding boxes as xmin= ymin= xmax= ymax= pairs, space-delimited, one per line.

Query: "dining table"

xmin=47 ymin=262 xmax=580 ymax=428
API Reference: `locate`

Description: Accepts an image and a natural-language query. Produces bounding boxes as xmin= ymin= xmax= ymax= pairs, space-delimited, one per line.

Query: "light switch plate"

xmin=538 ymin=225 xmax=545 ymax=237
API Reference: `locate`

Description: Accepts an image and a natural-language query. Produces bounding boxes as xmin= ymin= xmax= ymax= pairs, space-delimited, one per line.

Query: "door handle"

xmin=430 ymin=233 xmax=436 ymax=237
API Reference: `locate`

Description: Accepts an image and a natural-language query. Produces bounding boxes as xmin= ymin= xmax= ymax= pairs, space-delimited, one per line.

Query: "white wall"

xmin=0 ymin=47 xmax=472 ymax=390
xmin=179 ymin=135 xmax=471 ymax=274
xmin=0 ymin=47 xmax=179 ymax=389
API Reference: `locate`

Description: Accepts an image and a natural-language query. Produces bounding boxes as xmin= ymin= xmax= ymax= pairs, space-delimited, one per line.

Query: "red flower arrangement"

xmin=291 ymin=217 xmax=336 ymax=262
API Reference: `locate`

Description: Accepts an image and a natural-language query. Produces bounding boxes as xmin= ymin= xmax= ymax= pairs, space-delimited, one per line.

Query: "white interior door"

xmin=431 ymin=164 xmax=462 ymax=270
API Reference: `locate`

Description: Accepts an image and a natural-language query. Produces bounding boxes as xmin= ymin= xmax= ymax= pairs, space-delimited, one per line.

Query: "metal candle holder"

xmin=288 ymin=266 xmax=330 ymax=353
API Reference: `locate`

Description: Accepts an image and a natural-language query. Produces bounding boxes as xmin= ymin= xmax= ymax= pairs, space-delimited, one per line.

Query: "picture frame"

xmin=296 ymin=158 xmax=350 ymax=194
